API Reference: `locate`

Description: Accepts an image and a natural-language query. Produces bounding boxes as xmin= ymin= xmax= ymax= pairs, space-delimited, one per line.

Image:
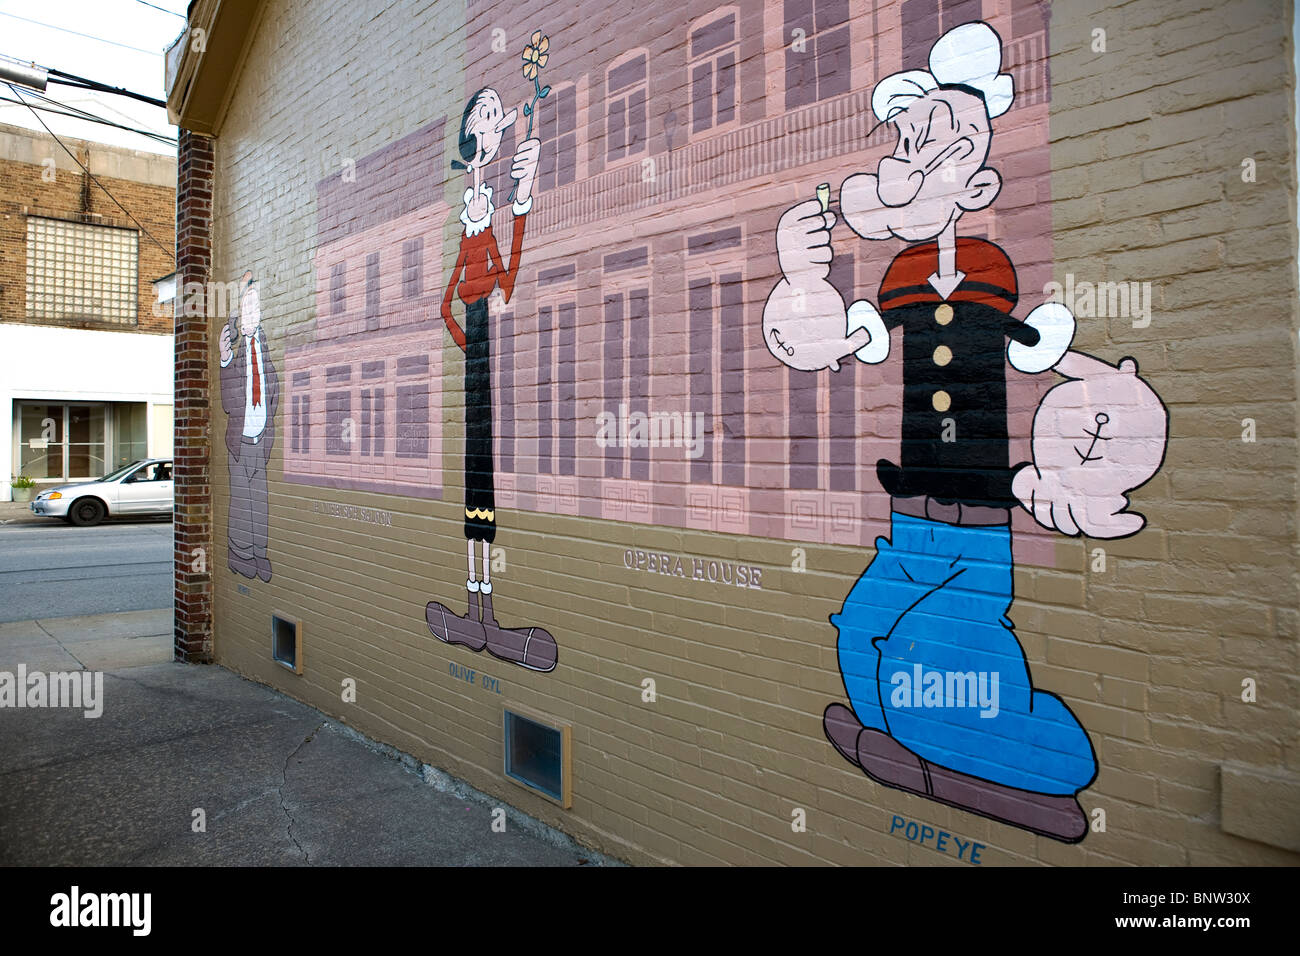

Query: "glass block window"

xmin=26 ymin=217 xmax=139 ymax=324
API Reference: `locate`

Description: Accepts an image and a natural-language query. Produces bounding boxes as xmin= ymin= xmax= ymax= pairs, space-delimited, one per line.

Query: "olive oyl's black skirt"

xmin=463 ymin=296 xmax=496 ymax=543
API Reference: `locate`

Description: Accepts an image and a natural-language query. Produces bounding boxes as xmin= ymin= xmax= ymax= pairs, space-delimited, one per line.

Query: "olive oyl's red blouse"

xmin=440 ymin=186 xmax=528 ymax=352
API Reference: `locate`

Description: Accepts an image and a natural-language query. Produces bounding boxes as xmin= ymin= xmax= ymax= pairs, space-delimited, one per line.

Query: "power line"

xmin=0 ymin=12 xmax=164 ymax=57
xmin=0 ymin=95 xmax=175 ymax=145
xmin=5 ymin=83 xmax=175 ymax=261
xmin=46 ymin=68 xmax=167 ymax=109
xmin=131 ymin=0 xmax=186 ymax=18
xmin=0 ymin=54 xmax=169 ymax=109
xmin=21 ymin=85 xmax=174 ymax=137
xmin=0 ymin=94 xmax=177 ymax=146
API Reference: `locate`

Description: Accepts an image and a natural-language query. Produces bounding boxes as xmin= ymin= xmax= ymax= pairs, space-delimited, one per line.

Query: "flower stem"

xmin=510 ymin=72 xmax=547 ymax=201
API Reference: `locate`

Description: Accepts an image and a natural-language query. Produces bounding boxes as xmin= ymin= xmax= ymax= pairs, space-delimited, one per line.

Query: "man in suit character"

xmin=220 ymin=272 xmax=278 ymax=582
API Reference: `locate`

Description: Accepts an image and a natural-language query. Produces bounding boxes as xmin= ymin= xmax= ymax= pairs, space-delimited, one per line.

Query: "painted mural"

xmin=285 ymin=1 xmax=1058 ymax=551
xmin=247 ymin=1 xmax=1179 ymax=845
xmin=424 ymin=33 xmax=559 ymax=673
xmin=220 ymin=271 xmax=279 ymax=583
xmin=762 ymin=21 xmax=1168 ymax=842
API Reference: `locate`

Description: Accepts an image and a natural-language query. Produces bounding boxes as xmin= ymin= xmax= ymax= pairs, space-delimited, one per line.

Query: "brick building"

xmin=0 ymin=122 xmax=176 ymax=500
xmin=166 ymin=0 xmax=1298 ymax=865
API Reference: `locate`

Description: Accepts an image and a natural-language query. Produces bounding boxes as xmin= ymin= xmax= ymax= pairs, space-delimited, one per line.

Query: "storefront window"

xmin=14 ymin=402 xmax=145 ymax=482
xmin=17 ymin=404 xmax=64 ymax=480
xmin=112 ymin=403 xmax=149 ymax=471
xmin=67 ymin=405 xmax=107 ymax=479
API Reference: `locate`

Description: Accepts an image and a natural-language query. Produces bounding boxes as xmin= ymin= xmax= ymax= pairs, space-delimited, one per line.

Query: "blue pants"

xmin=832 ymin=513 xmax=1097 ymax=795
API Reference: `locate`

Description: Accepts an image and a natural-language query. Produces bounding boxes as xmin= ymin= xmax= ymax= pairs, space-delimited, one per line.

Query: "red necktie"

xmin=249 ymin=336 xmax=262 ymax=408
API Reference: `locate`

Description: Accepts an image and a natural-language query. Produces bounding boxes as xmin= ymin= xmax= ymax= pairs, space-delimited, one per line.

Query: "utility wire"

xmin=45 ymin=68 xmax=167 ymax=109
xmin=131 ymin=0 xmax=186 ymax=17
xmin=0 ymin=94 xmax=176 ymax=146
xmin=20 ymin=85 xmax=174 ymax=137
xmin=0 ymin=54 xmax=170 ymax=109
xmin=6 ymin=83 xmax=175 ymax=261
xmin=0 ymin=11 xmax=164 ymax=57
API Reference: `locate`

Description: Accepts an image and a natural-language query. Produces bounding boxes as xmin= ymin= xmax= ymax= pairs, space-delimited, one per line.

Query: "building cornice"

xmin=164 ymin=0 xmax=267 ymax=136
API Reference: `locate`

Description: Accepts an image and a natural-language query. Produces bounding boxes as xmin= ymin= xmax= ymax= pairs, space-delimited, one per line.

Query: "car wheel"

xmin=69 ymin=498 xmax=106 ymax=527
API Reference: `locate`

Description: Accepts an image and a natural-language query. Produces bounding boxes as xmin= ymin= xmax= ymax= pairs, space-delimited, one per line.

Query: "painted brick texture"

xmin=193 ymin=0 xmax=1299 ymax=865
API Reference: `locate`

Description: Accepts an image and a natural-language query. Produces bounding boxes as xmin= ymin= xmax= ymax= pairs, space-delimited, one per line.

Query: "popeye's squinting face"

xmin=840 ymin=87 xmax=1001 ymax=243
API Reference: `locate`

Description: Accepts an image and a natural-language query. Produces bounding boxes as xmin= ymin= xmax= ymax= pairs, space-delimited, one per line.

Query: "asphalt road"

xmin=0 ymin=519 xmax=172 ymax=623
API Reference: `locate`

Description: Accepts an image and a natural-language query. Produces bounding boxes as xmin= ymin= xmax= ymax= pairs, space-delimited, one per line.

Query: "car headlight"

xmin=44 ymin=492 xmax=62 ymax=500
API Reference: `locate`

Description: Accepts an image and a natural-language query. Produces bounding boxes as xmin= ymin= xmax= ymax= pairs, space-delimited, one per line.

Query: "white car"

xmin=29 ymin=459 xmax=174 ymax=527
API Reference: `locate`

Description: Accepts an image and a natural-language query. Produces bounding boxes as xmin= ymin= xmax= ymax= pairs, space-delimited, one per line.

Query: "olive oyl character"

xmin=424 ymin=53 xmax=559 ymax=673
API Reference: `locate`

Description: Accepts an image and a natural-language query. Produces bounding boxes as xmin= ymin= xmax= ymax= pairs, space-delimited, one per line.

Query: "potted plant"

xmin=10 ymin=475 xmax=36 ymax=504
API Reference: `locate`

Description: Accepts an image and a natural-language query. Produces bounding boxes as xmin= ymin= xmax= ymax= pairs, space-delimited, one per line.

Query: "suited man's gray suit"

xmin=220 ymin=326 xmax=278 ymax=581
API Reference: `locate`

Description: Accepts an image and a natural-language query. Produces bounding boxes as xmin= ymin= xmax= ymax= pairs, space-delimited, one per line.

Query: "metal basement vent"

xmin=271 ymin=613 xmax=302 ymax=674
xmin=503 ymin=708 xmax=572 ymax=808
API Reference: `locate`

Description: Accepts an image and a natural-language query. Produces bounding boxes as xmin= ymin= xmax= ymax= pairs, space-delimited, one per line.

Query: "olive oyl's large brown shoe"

xmin=480 ymin=593 xmax=558 ymax=672
xmin=425 ymin=591 xmax=487 ymax=651
xmin=823 ymin=702 xmax=1088 ymax=843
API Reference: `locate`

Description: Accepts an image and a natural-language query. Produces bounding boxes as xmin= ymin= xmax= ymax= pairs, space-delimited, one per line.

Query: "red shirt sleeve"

xmin=498 ymin=212 xmax=527 ymax=305
xmin=441 ymin=238 xmax=469 ymax=352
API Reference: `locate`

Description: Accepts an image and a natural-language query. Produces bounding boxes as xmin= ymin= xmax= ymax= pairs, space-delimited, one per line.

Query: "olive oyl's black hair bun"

xmin=452 ymin=88 xmax=490 ymax=171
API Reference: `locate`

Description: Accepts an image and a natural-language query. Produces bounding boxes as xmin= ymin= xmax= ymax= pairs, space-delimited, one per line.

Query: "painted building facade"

xmin=166 ymin=0 xmax=1299 ymax=864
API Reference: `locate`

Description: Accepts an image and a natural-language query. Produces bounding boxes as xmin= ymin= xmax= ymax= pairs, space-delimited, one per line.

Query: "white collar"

xmin=460 ymin=183 xmax=494 ymax=236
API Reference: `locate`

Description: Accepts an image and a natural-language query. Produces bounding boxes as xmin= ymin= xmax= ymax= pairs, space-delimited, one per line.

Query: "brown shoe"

xmin=823 ymin=703 xmax=864 ymax=767
xmin=482 ymin=619 xmax=557 ymax=673
xmin=480 ymin=591 xmax=499 ymax=627
xmin=927 ymin=765 xmax=1089 ymax=843
xmin=822 ymin=701 xmax=1089 ymax=843
xmin=425 ymin=592 xmax=486 ymax=651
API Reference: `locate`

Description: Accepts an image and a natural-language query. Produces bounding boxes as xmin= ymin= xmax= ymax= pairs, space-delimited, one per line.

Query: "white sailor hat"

xmin=871 ymin=22 xmax=1015 ymax=124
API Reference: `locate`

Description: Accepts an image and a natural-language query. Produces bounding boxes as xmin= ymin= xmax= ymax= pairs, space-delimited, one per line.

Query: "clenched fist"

xmin=777 ymin=199 xmax=836 ymax=280
xmin=1012 ymin=351 xmax=1168 ymax=539
xmin=219 ymin=324 xmax=234 ymax=365
xmin=511 ymin=137 xmax=541 ymax=206
xmin=762 ymin=198 xmax=885 ymax=372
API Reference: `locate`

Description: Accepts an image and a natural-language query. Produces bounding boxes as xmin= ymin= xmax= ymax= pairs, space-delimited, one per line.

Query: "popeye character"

xmin=763 ymin=22 xmax=1108 ymax=842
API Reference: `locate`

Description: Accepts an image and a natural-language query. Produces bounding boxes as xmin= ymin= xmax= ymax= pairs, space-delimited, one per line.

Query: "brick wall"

xmin=174 ymin=130 xmax=216 ymax=663
xmin=190 ymin=0 xmax=1299 ymax=865
xmin=0 ymin=123 xmax=176 ymax=333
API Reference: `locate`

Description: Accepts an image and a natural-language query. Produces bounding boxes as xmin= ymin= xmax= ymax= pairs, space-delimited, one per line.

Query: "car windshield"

xmin=99 ymin=461 xmax=147 ymax=482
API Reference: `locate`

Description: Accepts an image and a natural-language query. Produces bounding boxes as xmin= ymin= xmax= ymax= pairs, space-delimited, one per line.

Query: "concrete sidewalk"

xmin=0 ymin=610 xmax=607 ymax=866
xmin=0 ymin=500 xmax=48 ymax=525
xmin=0 ymin=500 xmax=171 ymax=526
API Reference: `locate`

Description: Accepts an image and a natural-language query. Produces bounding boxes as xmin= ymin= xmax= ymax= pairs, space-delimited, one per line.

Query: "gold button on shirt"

xmin=934 ymin=303 xmax=954 ymax=325
xmin=933 ymin=344 xmax=952 ymax=366
xmin=932 ymin=390 xmax=952 ymax=412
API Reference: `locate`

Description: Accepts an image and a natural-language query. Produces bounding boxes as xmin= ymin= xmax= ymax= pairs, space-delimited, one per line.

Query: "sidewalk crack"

xmin=33 ymin=618 xmax=87 ymax=670
xmin=279 ymin=721 xmax=325 ymax=865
